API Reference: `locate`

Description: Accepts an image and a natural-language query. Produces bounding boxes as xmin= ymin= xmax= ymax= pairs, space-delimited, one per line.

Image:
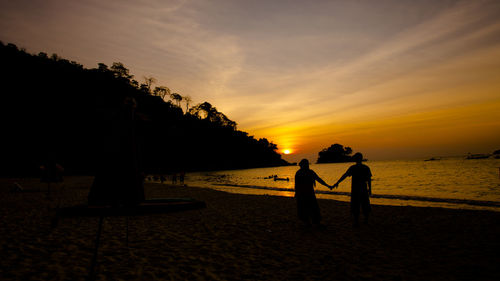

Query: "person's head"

xmin=299 ymin=159 xmax=309 ymax=169
xmin=353 ymin=152 xmax=363 ymax=164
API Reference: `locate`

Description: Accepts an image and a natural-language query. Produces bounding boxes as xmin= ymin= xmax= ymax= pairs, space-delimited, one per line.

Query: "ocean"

xmin=181 ymin=157 xmax=500 ymax=211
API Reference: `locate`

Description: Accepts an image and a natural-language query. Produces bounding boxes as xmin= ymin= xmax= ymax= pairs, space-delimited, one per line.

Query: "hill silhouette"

xmin=0 ymin=41 xmax=290 ymax=176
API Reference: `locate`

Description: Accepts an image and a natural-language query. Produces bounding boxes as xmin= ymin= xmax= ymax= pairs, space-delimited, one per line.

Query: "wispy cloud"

xmin=1 ymin=0 xmax=499 ymax=159
xmin=229 ymin=0 xmax=500 ymax=125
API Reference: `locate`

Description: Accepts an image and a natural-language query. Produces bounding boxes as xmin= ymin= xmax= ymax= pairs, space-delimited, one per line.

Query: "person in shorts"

xmin=331 ymin=153 xmax=372 ymax=227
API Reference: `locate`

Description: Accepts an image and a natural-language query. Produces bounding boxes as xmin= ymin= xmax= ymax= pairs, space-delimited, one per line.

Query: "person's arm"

xmin=367 ymin=167 xmax=372 ymax=195
xmin=367 ymin=177 xmax=372 ymax=195
xmin=315 ymin=173 xmax=330 ymax=188
xmin=333 ymin=169 xmax=350 ymax=189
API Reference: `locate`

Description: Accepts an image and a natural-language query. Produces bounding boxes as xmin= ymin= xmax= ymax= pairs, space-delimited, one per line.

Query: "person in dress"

xmin=294 ymin=159 xmax=331 ymax=228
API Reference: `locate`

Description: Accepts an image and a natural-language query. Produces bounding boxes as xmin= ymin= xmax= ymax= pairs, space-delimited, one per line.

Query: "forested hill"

xmin=0 ymin=42 xmax=290 ymax=176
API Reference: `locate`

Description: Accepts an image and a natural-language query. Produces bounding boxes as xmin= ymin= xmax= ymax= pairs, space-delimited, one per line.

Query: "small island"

xmin=493 ymin=149 xmax=500 ymax=159
xmin=316 ymin=143 xmax=363 ymax=163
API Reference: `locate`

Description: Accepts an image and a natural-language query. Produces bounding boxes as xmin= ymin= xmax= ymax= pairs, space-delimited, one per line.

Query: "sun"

xmin=283 ymin=149 xmax=292 ymax=155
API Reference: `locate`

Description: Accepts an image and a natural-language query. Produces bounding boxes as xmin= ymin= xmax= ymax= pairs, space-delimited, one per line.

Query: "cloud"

xmin=1 ymin=0 xmax=499 ymax=159
xmin=0 ymin=0 xmax=245 ymax=102
xmin=226 ymin=0 xmax=500 ymax=126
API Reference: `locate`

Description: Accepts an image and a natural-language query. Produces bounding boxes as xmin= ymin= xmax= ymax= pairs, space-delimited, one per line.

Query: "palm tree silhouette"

xmin=183 ymin=95 xmax=192 ymax=113
xmin=153 ymin=86 xmax=170 ymax=100
xmin=143 ymin=76 xmax=157 ymax=93
xmin=170 ymin=92 xmax=183 ymax=107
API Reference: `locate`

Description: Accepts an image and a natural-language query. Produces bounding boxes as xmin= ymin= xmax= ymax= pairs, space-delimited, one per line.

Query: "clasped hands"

xmin=328 ymin=183 xmax=339 ymax=190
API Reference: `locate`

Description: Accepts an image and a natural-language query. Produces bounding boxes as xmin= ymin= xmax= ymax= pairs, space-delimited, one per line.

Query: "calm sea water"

xmin=181 ymin=157 xmax=500 ymax=211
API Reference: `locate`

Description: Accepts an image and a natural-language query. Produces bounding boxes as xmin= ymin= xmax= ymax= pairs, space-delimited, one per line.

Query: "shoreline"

xmin=189 ymin=182 xmax=500 ymax=211
xmin=1 ymin=176 xmax=500 ymax=280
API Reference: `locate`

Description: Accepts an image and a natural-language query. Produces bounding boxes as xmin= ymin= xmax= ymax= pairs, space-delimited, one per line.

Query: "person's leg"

xmin=361 ymin=194 xmax=372 ymax=223
xmin=361 ymin=194 xmax=371 ymax=224
xmin=297 ymin=197 xmax=311 ymax=227
xmin=310 ymin=198 xmax=322 ymax=226
xmin=351 ymin=196 xmax=360 ymax=227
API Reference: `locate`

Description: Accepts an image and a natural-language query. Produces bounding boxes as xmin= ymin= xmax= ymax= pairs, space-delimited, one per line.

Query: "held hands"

xmin=328 ymin=183 xmax=339 ymax=190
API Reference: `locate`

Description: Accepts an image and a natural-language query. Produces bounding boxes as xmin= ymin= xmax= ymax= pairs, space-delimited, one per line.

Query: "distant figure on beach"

xmin=40 ymin=152 xmax=64 ymax=197
xmin=294 ymin=159 xmax=331 ymax=228
xmin=331 ymin=153 xmax=372 ymax=227
xmin=40 ymin=153 xmax=64 ymax=183
xmin=172 ymin=173 xmax=177 ymax=185
xmin=179 ymin=171 xmax=185 ymax=185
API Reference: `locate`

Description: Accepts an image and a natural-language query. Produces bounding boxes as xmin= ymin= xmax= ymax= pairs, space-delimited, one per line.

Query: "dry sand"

xmin=1 ymin=176 xmax=499 ymax=281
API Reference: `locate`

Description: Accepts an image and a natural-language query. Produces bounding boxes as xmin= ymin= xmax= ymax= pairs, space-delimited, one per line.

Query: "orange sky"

xmin=1 ymin=0 xmax=499 ymax=162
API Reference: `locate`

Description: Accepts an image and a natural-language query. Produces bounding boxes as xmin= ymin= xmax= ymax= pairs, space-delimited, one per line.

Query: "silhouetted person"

xmin=179 ymin=171 xmax=185 ymax=185
xmin=331 ymin=153 xmax=372 ymax=227
xmin=294 ymin=159 xmax=330 ymax=228
xmin=88 ymin=97 xmax=145 ymax=206
xmin=40 ymin=152 xmax=64 ymax=183
xmin=172 ymin=173 xmax=177 ymax=185
xmin=40 ymin=152 xmax=64 ymax=197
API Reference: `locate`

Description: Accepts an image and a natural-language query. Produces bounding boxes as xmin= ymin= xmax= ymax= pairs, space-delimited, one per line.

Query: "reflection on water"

xmin=184 ymin=157 xmax=500 ymax=211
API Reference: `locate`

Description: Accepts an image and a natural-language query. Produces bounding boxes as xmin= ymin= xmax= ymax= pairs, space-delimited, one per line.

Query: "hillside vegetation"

xmin=0 ymin=42 xmax=289 ymax=176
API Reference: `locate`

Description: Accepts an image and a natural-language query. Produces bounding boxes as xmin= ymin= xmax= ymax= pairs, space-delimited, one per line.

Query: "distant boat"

xmin=273 ymin=175 xmax=289 ymax=181
xmin=466 ymin=153 xmax=491 ymax=159
xmin=424 ymin=157 xmax=441 ymax=161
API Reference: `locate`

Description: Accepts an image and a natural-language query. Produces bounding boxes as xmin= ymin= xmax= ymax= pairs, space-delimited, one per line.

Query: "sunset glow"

xmin=2 ymin=0 xmax=499 ymax=162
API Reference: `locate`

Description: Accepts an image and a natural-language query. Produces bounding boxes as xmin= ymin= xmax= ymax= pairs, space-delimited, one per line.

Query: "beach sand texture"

xmin=1 ymin=177 xmax=499 ymax=281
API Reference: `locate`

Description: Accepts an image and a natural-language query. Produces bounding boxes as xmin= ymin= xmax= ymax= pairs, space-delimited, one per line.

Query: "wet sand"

xmin=1 ymin=176 xmax=499 ymax=280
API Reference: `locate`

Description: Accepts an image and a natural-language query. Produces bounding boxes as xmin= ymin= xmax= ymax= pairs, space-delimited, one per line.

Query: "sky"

xmin=1 ymin=0 xmax=500 ymax=162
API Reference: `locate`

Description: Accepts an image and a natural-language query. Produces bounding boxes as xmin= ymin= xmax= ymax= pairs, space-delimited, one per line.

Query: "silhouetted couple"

xmin=294 ymin=153 xmax=372 ymax=228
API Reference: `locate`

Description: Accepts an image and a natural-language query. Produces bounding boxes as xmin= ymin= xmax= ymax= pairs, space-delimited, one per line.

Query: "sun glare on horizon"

xmin=283 ymin=149 xmax=292 ymax=155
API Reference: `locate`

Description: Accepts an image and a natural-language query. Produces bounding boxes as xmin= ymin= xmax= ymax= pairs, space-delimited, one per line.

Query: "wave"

xmin=212 ymin=183 xmax=500 ymax=208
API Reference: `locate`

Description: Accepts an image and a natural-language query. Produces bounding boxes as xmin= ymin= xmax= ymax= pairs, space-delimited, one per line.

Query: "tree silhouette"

xmin=143 ymin=76 xmax=156 ymax=93
xmin=190 ymin=102 xmax=216 ymax=120
xmin=111 ymin=62 xmax=133 ymax=81
xmin=0 ymin=41 xmax=290 ymax=175
xmin=97 ymin=63 xmax=108 ymax=72
xmin=183 ymin=95 xmax=192 ymax=113
xmin=153 ymin=86 xmax=170 ymax=100
xmin=170 ymin=92 xmax=183 ymax=107
xmin=189 ymin=102 xmax=236 ymax=129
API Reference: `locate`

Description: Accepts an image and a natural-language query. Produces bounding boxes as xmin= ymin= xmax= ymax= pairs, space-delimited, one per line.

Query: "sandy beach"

xmin=1 ymin=176 xmax=499 ymax=281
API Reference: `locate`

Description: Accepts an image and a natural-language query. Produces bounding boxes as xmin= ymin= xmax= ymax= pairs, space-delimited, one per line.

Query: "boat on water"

xmin=424 ymin=157 xmax=441 ymax=161
xmin=273 ymin=175 xmax=289 ymax=181
xmin=466 ymin=153 xmax=491 ymax=159
xmin=262 ymin=175 xmax=290 ymax=181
